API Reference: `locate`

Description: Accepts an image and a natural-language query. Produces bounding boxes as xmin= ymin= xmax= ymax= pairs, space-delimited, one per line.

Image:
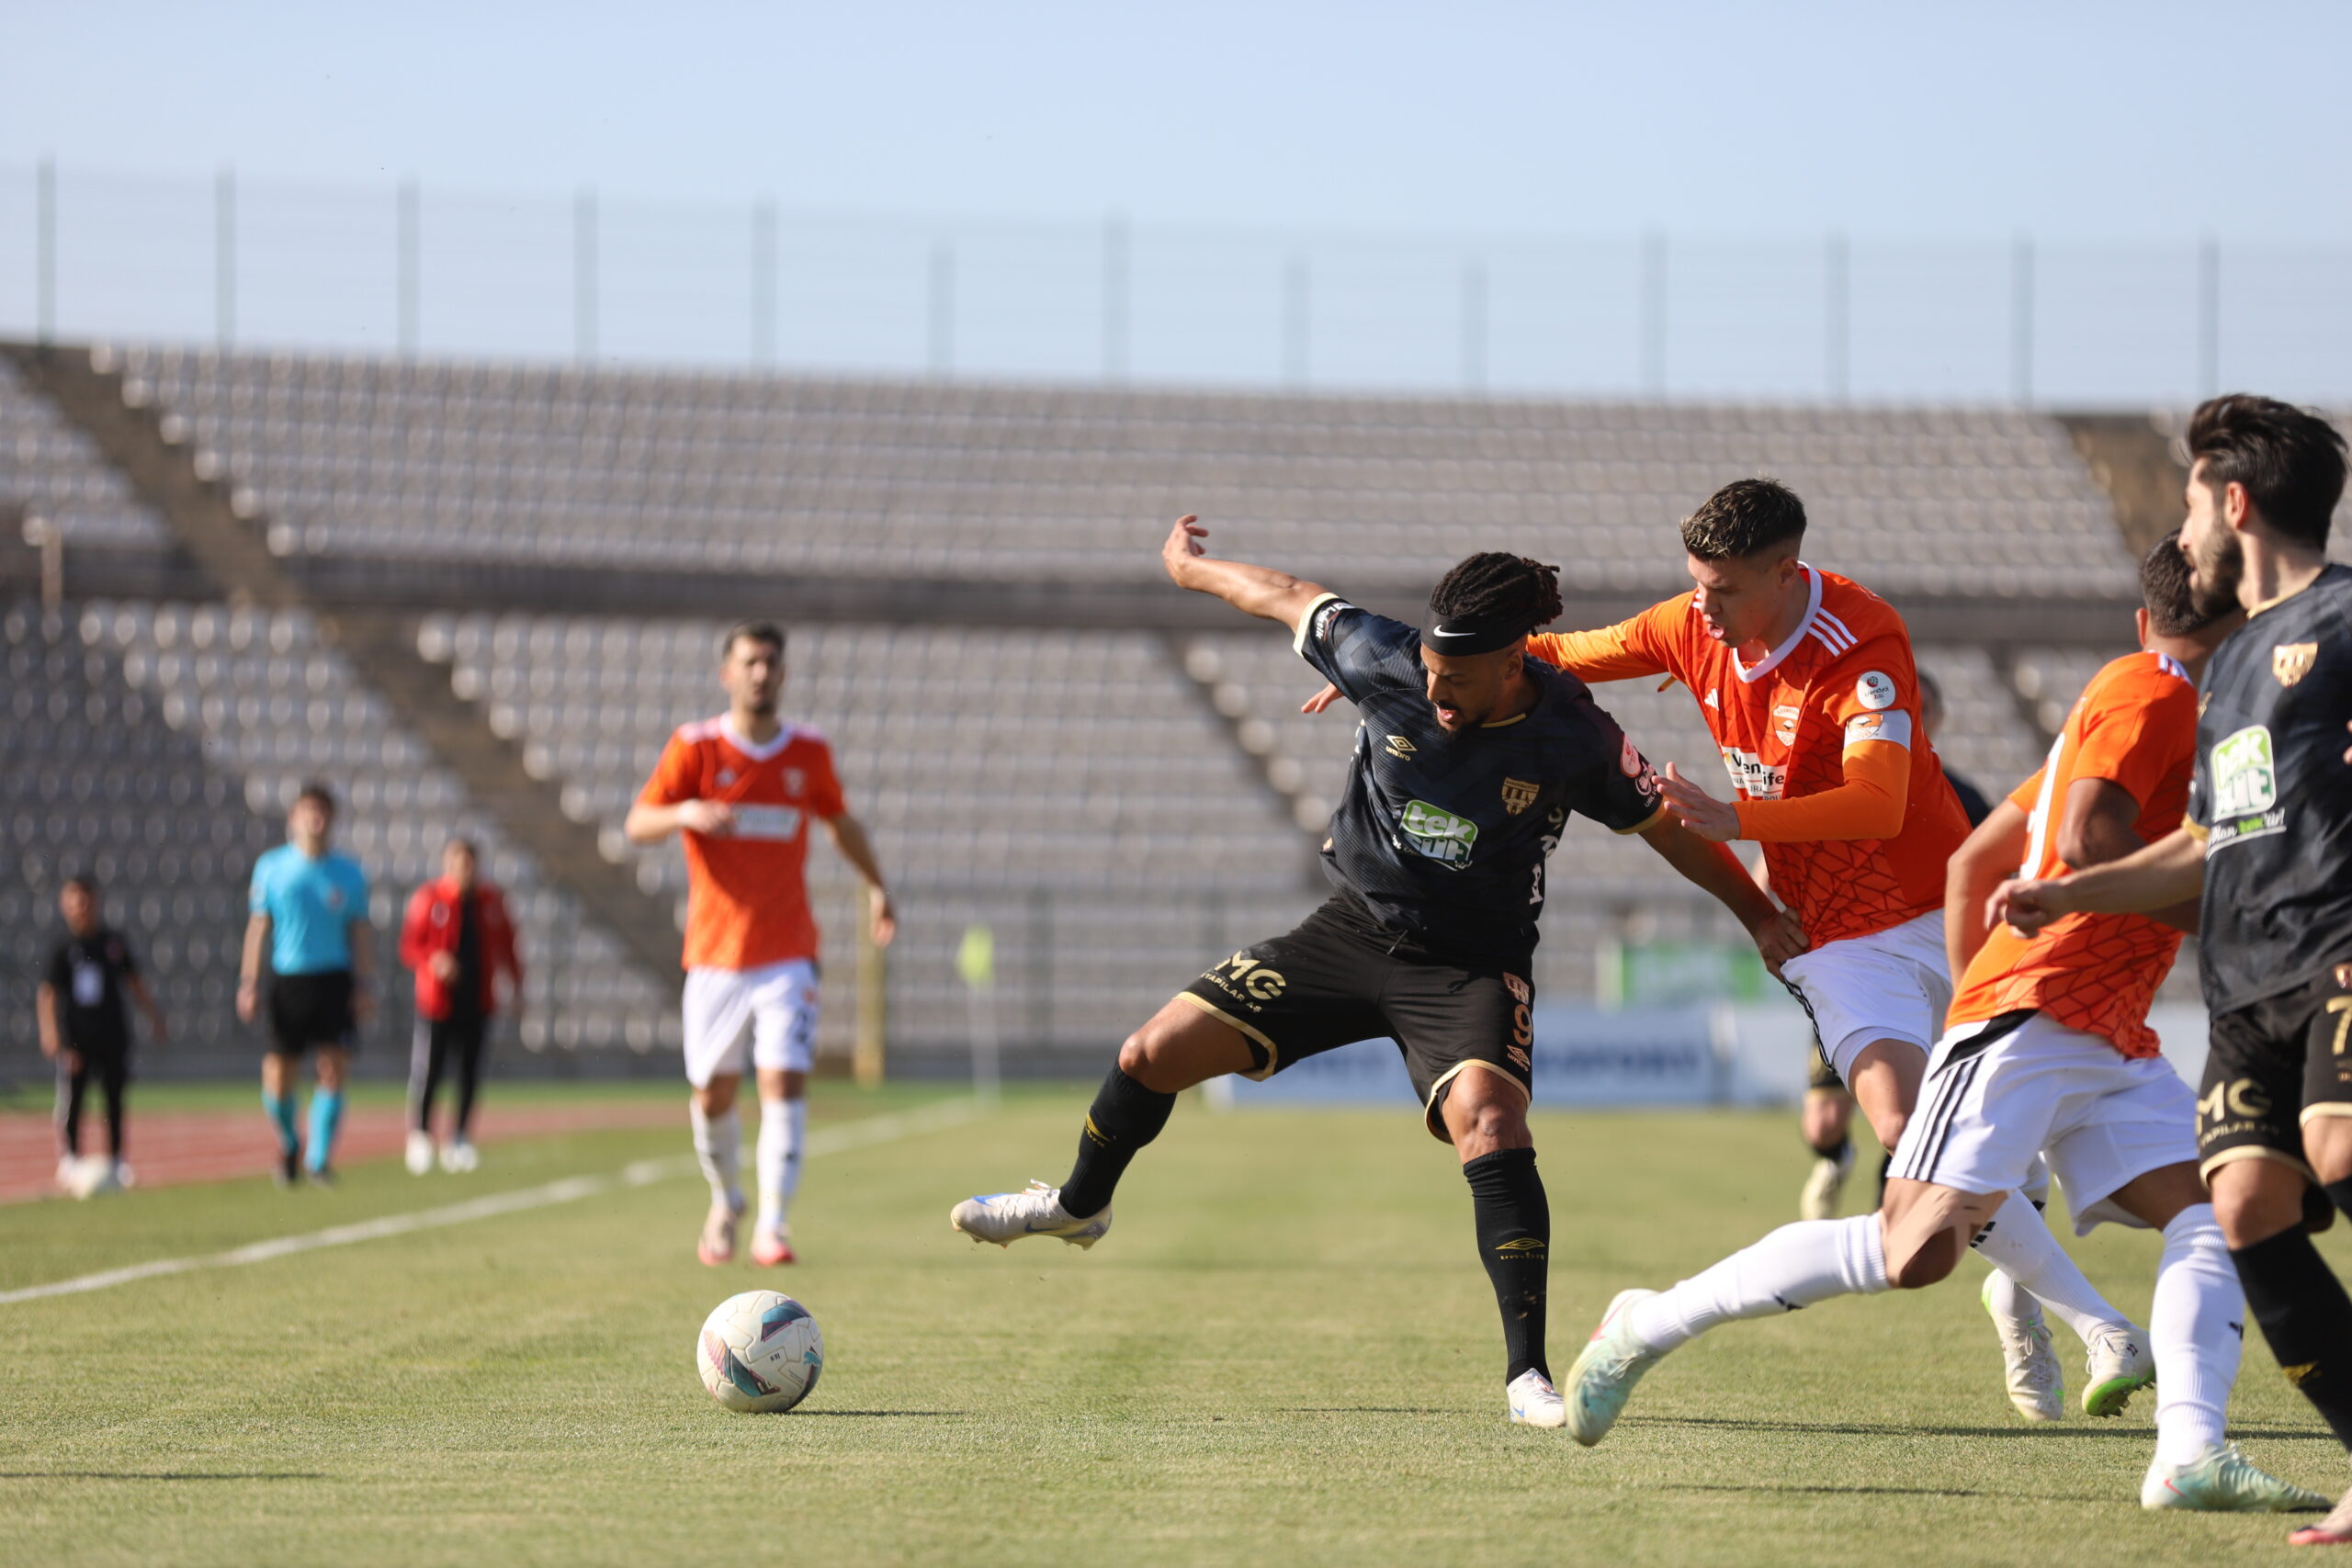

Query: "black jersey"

xmin=1295 ymin=593 xmax=1668 ymax=953
xmin=44 ymin=926 xmax=140 ymax=1055
xmin=2187 ymin=562 xmax=2352 ymax=1014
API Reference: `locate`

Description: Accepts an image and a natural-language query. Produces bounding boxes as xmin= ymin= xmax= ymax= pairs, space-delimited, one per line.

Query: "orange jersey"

xmin=638 ymin=717 xmax=845 ymax=970
xmin=1531 ymin=566 xmax=1970 ymax=946
xmin=1947 ymin=651 xmax=2197 ymax=1057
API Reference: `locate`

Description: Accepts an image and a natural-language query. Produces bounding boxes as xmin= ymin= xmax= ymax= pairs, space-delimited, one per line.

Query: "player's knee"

xmin=1117 ymin=1028 xmax=1190 ymax=1092
xmin=2210 ymin=1178 xmax=2301 ymax=1247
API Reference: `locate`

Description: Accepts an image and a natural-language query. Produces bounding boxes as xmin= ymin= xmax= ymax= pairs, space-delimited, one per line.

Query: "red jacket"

xmin=399 ymin=878 xmax=523 ymax=1021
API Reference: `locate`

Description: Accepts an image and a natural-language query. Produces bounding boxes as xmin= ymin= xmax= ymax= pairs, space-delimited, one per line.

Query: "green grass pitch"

xmin=2 ymin=1085 xmax=2344 ymax=1567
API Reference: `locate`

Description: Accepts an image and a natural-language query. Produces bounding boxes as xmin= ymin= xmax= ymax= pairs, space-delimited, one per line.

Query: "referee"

xmin=237 ymin=781 xmax=374 ymax=1188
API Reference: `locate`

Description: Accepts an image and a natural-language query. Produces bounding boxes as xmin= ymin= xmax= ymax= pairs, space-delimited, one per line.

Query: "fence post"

xmin=1640 ymin=229 xmax=1668 ymax=397
xmin=1460 ymin=257 xmax=1487 ymax=394
xmin=215 ymin=166 xmax=236 ymax=350
xmin=396 ymin=178 xmax=420 ymax=357
xmin=574 ymin=186 xmax=597 ymax=365
xmin=928 ymin=238 xmax=955 ymax=378
xmin=752 ymin=197 xmax=777 ymax=368
xmin=35 ymin=157 xmax=55 ymax=347
xmin=2009 ymin=234 xmax=2034 ymax=409
xmin=1102 ymin=213 xmax=1128 ymax=384
xmin=1823 ymin=231 xmax=1849 ymax=403
xmin=2196 ymin=233 xmax=2220 ymax=400
xmin=1283 ymin=253 xmax=1309 ymax=389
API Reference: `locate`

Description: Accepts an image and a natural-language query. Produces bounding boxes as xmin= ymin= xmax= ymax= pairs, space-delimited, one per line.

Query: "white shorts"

xmin=682 ymin=960 xmax=820 ymax=1088
xmin=1779 ymin=908 xmax=1951 ymax=1081
xmin=1891 ymin=1010 xmax=2199 ymax=1235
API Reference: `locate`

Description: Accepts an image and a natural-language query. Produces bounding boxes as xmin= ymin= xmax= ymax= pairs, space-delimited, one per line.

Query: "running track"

xmin=0 ymin=1101 xmax=680 ymax=1203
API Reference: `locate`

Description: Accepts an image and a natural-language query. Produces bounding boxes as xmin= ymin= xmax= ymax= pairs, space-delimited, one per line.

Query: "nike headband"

xmin=1420 ymin=612 xmax=1534 ymax=658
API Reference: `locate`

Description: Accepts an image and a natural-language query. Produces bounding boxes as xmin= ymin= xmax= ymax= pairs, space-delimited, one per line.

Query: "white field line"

xmin=0 ymin=1098 xmax=979 ymax=1308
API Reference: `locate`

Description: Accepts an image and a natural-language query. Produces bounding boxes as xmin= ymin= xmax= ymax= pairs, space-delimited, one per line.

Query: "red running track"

xmin=0 ymin=1100 xmax=681 ymax=1204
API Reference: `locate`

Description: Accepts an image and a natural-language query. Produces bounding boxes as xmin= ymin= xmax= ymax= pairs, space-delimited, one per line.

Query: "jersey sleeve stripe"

xmin=1292 ymin=592 xmax=1343 ymax=655
xmin=1815 ymin=608 xmax=1859 ymax=645
xmin=1611 ymin=798 xmax=1672 ymax=836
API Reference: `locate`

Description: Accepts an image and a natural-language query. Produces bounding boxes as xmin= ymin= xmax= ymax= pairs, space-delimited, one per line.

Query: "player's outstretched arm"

xmin=1944 ymin=796 xmax=2030 ymax=979
xmin=1989 ymin=822 xmax=2206 ymax=937
xmin=1636 ymin=817 xmax=1806 ymax=976
xmin=1161 ymin=515 xmax=1329 ymax=628
xmin=236 ymin=913 xmax=269 ymax=1023
xmin=822 ymin=813 xmax=897 ymax=949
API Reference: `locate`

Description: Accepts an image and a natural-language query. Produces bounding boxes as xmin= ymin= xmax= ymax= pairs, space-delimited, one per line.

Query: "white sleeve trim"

xmin=1293 ymin=592 xmax=1346 ymax=656
xmin=1841 ymin=710 xmax=1913 ymax=750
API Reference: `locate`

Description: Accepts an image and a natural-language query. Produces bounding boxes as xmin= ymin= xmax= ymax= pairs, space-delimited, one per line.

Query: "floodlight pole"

xmin=1640 ymin=229 xmax=1668 ymax=398
xmin=35 ymin=157 xmax=55 ymax=347
xmin=1824 ymin=231 xmax=1849 ymax=404
xmin=1283 ymin=253 xmax=1309 ymax=389
xmin=215 ymin=166 xmax=236 ymax=350
xmin=752 ymin=197 xmax=777 ymax=369
xmin=928 ymin=238 xmax=954 ymax=378
xmin=2009 ymin=234 xmax=2035 ymax=409
xmin=396 ymin=178 xmax=420 ymax=358
xmin=1102 ymin=213 xmax=1129 ymax=385
xmin=2196 ymin=233 xmax=2220 ymax=400
xmin=574 ymin=186 xmax=598 ymax=365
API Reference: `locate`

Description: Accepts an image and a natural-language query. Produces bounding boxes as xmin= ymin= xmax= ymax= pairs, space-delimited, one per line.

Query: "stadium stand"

xmin=0 ymin=360 xmax=170 ymax=552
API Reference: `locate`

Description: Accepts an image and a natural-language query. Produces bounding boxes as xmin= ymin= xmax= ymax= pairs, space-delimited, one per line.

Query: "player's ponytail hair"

xmin=1429 ymin=553 xmax=1565 ymax=638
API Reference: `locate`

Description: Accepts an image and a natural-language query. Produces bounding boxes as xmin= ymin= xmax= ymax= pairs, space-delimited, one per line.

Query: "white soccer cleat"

xmin=1981 ymin=1272 xmax=2064 ymax=1422
xmin=2142 ymin=1444 xmax=2333 ymax=1512
xmin=440 ymin=1137 xmax=478 ymax=1174
xmin=54 ymin=1155 xmax=76 ymax=1191
xmin=2083 ymin=1324 xmax=2155 ymax=1418
xmin=1565 ymin=1288 xmax=1664 ymax=1447
xmin=1798 ymin=1146 xmax=1855 ymax=1221
xmin=698 ymin=1195 xmax=745 ymax=1266
xmin=404 ymin=1131 xmax=435 ymax=1176
xmin=949 ymin=1181 xmax=1111 ymax=1249
xmin=751 ymin=1224 xmax=797 ymax=1267
xmin=1507 ymin=1369 xmax=1567 ymax=1428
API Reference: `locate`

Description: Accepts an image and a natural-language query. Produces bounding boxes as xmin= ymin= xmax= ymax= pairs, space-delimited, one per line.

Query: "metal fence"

xmin=6 ymin=161 xmax=2352 ymax=408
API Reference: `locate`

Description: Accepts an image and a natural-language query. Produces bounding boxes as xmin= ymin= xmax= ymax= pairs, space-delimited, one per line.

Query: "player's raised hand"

xmin=869 ymin=887 xmax=898 ymax=949
xmin=1987 ymin=876 xmax=2066 ymax=937
xmin=1300 ymin=682 xmax=1342 ymax=715
xmin=677 ymin=799 xmax=738 ymax=836
xmin=1659 ymin=761 xmax=1741 ymax=842
xmin=1161 ymin=513 xmax=1210 ymax=579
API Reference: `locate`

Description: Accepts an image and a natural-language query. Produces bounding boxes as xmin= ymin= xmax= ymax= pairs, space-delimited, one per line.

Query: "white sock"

xmin=1983 ymin=1268 xmax=2042 ymax=1326
xmin=756 ymin=1096 xmax=806 ymax=1233
xmin=1969 ymin=1191 xmax=2131 ymax=1347
xmin=689 ymin=1100 xmax=743 ymax=1210
xmin=1629 ymin=1215 xmax=1889 ymax=1354
xmin=2152 ymin=1203 xmax=2240 ymax=1466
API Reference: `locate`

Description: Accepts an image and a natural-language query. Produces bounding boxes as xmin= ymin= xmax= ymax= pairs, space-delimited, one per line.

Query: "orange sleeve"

xmin=808 ymin=739 xmax=847 ymax=819
xmin=637 ymin=733 xmax=697 ymax=807
xmin=2069 ymin=670 xmax=2197 ymax=809
xmin=1732 ymin=741 xmax=1910 ymax=842
xmin=1526 ymin=596 xmax=1684 ymax=684
xmin=2006 ymin=766 xmax=2046 ymax=814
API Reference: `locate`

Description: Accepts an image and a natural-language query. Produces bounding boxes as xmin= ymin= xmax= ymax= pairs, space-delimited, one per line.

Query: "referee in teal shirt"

xmin=238 ymin=781 xmax=374 ymax=1187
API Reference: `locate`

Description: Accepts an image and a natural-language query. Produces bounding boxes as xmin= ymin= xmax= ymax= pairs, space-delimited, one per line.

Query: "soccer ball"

xmin=695 ymin=1291 xmax=824 ymax=1413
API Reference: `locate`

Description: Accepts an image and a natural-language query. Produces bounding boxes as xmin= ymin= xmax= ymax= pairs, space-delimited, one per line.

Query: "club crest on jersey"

xmin=1385 ymin=734 xmax=1417 ymax=759
xmin=2274 ymin=642 xmax=2318 ymax=687
xmin=717 ymin=769 xmax=738 ymax=785
xmin=785 ymin=768 xmax=806 ymax=794
xmin=1855 ymin=671 xmax=1898 ymax=711
xmin=1772 ymin=705 xmax=1802 ymax=744
xmin=1499 ymin=777 xmax=1539 ymax=816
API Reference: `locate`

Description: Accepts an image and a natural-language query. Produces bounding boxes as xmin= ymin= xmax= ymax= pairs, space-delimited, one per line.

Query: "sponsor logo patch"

xmin=1855 ymin=671 xmax=1898 ymax=711
xmin=1720 ymin=747 xmax=1786 ymax=800
xmin=1506 ymin=1044 xmax=1532 ymax=1071
xmin=1398 ymin=799 xmax=1479 ymax=866
xmin=1201 ymin=953 xmax=1289 ymax=1007
xmin=1499 ymin=776 xmax=1540 ymax=816
xmin=2274 ymin=642 xmax=2318 ymax=687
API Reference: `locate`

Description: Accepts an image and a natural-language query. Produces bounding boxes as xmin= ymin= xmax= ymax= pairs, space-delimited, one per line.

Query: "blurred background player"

xmin=36 ymin=875 xmax=167 ymax=1193
xmin=1993 ymin=395 xmax=2352 ymax=1545
xmin=1796 ymin=664 xmax=1993 ymax=1219
xmin=953 ymin=520 xmax=1802 ymax=1431
xmin=1522 ymin=478 xmax=2148 ymax=1432
xmin=625 ymin=621 xmax=896 ymax=1268
xmin=399 ymin=838 xmax=523 ymax=1176
xmin=238 ymin=781 xmax=373 ymax=1188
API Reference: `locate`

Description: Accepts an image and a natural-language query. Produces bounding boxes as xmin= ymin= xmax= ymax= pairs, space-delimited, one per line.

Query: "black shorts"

xmin=1178 ymin=892 xmax=1534 ymax=1141
xmin=2199 ymin=965 xmax=2352 ymax=1181
xmin=266 ymin=971 xmax=356 ymax=1056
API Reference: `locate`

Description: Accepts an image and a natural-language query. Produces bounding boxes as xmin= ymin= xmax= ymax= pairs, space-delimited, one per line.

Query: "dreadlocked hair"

xmin=1429 ymin=552 xmax=1566 ymax=633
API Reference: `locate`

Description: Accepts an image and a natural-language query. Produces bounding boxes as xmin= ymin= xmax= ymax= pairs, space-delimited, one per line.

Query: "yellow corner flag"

xmin=956 ymin=923 xmax=996 ymax=992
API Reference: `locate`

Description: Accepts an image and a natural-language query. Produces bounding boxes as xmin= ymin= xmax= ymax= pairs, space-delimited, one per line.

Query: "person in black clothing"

xmin=948 ymin=516 xmax=1803 ymax=1428
xmin=36 ymin=876 xmax=167 ymax=1190
xmin=1996 ymin=393 xmax=2352 ymax=1544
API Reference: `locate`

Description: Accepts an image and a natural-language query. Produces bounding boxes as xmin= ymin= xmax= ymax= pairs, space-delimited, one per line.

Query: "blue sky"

xmin=7 ymin=1 xmax=2350 ymax=243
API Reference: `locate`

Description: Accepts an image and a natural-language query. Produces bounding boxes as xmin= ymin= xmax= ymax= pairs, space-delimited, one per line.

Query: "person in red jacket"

xmin=399 ymin=838 xmax=522 ymax=1175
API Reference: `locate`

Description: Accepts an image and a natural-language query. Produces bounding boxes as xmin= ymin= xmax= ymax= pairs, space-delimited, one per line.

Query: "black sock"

xmin=1464 ymin=1147 xmax=1550 ymax=1383
xmin=2327 ymin=1178 xmax=2352 ymax=1224
xmin=2231 ymin=1225 xmax=2352 ymax=1450
xmin=1805 ymin=1134 xmax=1852 ymax=1161
xmin=1057 ymin=1066 xmax=1174 ymax=1218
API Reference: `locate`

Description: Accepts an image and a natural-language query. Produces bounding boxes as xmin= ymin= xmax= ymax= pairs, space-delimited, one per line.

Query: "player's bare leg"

xmin=693 ymin=1072 xmax=748 ymax=1264
xmin=951 ymin=998 xmax=1250 ymax=1248
xmin=752 ymin=1067 xmax=806 ymax=1266
xmin=1435 ymin=1066 xmax=1563 ymax=1428
xmin=2211 ymin=1118 xmax=2352 ymax=1541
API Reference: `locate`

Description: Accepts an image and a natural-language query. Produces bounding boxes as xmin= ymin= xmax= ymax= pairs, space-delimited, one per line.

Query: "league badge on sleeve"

xmin=1855 ymin=671 xmax=1898 ymax=711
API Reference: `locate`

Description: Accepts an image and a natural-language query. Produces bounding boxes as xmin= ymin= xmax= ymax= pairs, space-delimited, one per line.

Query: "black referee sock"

xmin=1805 ymin=1134 xmax=1852 ymax=1162
xmin=2327 ymin=1178 xmax=2352 ymax=1225
xmin=1464 ymin=1147 xmax=1551 ymax=1384
xmin=2231 ymin=1225 xmax=2352 ymax=1450
xmin=1057 ymin=1066 xmax=1174 ymax=1219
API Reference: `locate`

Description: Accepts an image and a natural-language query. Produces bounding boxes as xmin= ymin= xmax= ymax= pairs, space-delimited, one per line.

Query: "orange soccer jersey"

xmin=638 ymin=717 xmax=845 ymax=971
xmin=1529 ymin=565 xmax=1970 ymax=947
xmin=1946 ymin=651 xmax=2198 ymax=1058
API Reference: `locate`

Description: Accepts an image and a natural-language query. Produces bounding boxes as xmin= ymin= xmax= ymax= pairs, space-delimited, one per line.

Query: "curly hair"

xmin=1428 ymin=552 xmax=1565 ymax=634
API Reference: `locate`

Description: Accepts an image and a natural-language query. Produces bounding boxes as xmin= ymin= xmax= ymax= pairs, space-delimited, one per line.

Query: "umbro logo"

xmin=1385 ymin=735 xmax=1417 ymax=759
xmin=1493 ymin=1237 xmax=1545 ymax=1254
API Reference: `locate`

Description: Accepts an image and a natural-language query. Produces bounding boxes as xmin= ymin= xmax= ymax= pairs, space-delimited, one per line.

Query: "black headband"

xmin=1420 ymin=612 xmax=1532 ymax=657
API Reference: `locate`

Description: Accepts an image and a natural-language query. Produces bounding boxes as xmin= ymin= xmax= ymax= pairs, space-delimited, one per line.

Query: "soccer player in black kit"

xmin=952 ymin=516 xmax=1804 ymax=1427
xmin=37 ymin=875 xmax=168 ymax=1191
xmin=1996 ymin=395 xmax=2352 ymax=1541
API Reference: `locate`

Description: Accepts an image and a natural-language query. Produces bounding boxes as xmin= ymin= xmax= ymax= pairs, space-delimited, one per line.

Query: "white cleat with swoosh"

xmin=950 ymin=1181 xmax=1112 ymax=1249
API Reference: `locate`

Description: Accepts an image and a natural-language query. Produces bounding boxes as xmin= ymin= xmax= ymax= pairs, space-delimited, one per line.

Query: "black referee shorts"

xmin=1178 ymin=892 xmax=1534 ymax=1142
xmin=266 ymin=971 xmax=356 ymax=1057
